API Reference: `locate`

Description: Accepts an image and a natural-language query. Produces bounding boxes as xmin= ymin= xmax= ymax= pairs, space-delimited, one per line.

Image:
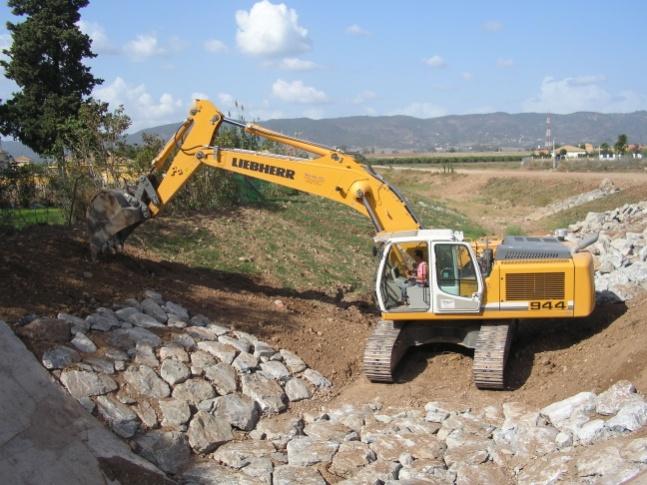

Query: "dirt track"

xmin=2 ymin=224 xmax=647 ymax=414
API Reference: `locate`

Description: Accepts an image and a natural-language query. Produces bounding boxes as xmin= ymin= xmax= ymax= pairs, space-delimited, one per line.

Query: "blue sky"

xmin=1 ymin=1 xmax=647 ymax=131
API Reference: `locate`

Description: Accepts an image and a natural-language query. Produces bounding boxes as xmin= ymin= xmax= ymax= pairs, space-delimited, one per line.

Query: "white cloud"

xmin=353 ymin=90 xmax=377 ymax=104
xmin=346 ymin=24 xmax=369 ymax=36
xmin=95 ymin=77 xmax=184 ymax=131
xmin=236 ymin=0 xmax=311 ymax=57
xmin=424 ymin=55 xmax=447 ymax=68
xmin=496 ymin=58 xmax=514 ymax=68
xmin=482 ymin=20 xmax=504 ymax=32
xmin=522 ymin=75 xmax=647 ymax=113
xmin=125 ymin=34 xmax=166 ymax=60
xmin=272 ymin=79 xmax=327 ymax=104
xmin=462 ymin=72 xmax=473 ymax=81
xmin=204 ymin=39 xmax=227 ymax=53
xmin=277 ymin=57 xmax=318 ymax=70
xmin=392 ymin=102 xmax=447 ymax=118
xmin=77 ymin=20 xmax=117 ymax=54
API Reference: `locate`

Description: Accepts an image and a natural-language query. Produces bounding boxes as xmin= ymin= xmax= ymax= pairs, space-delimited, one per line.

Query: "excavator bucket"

xmin=86 ymin=189 xmax=150 ymax=259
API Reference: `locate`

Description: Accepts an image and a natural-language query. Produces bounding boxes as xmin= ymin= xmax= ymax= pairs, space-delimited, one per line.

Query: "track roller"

xmin=472 ymin=321 xmax=514 ymax=390
xmin=363 ymin=320 xmax=409 ymax=383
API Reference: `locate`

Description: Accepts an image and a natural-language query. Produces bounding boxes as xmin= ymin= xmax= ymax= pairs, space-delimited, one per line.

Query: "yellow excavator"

xmin=87 ymin=99 xmax=597 ymax=389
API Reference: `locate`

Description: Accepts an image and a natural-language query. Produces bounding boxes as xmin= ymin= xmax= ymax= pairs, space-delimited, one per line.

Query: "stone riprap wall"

xmin=191 ymin=380 xmax=645 ymax=484
xmin=17 ymin=290 xmax=330 ymax=477
xmin=568 ymin=201 xmax=647 ymax=303
xmin=17 ymin=291 xmax=647 ymax=483
xmin=529 ymin=178 xmax=619 ymax=221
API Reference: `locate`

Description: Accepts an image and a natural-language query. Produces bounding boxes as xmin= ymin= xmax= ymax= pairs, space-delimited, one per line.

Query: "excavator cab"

xmin=376 ymin=230 xmax=484 ymax=315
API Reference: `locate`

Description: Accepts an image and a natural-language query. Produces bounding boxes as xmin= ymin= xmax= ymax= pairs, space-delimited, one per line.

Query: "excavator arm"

xmin=87 ymin=99 xmax=422 ymax=257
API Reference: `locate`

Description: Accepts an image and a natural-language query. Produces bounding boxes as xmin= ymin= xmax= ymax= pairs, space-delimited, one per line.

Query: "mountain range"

xmin=3 ymin=111 xmax=647 ymax=160
xmin=126 ymin=111 xmax=647 ymax=152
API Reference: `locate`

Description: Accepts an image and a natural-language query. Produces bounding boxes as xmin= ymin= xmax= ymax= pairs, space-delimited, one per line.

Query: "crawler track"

xmin=363 ymin=320 xmax=409 ymax=383
xmin=472 ymin=322 xmax=514 ymax=390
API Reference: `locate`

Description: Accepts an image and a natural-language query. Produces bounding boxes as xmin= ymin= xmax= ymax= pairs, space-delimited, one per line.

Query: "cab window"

xmin=378 ymin=242 xmax=429 ymax=312
xmin=434 ymin=244 xmax=478 ymax=297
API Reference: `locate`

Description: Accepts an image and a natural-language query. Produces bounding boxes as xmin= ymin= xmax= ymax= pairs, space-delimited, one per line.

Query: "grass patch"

xmin=133 ymin=173 xmax=486 ymax=294
xmin=0 ymin=207 xmax=65 ymax=229
xmin=504 ymin=224 xmax=524 ymax=236
xmin=477 ymin=177 xmax=591 ymax=207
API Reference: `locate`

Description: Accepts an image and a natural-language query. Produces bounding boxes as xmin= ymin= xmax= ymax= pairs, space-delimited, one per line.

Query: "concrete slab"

xmin=0 ymin=320 xmax=173 ymax=485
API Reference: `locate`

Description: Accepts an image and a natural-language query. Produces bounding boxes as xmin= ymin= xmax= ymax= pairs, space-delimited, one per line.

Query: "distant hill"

xmin=0 ymin=140 xmax=43 ymax=161
xmin=126 ymin=111 xmax=647 ymax=152
xmin=4 ymin=111 xmax=647 ymax=158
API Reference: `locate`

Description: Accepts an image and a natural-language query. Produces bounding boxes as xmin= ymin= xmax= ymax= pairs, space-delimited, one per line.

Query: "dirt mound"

xmin=3 ymin=224 xmax=647 ymax=411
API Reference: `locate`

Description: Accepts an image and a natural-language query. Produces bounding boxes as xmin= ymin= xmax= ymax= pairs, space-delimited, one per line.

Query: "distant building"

xmin=14 ymin=156 xmax=33 ymax=167
xmin=558 ymin=145 xmax=587 ymax=159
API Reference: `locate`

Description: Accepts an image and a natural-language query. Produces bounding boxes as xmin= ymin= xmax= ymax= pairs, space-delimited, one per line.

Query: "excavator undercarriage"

xmin=363 ymin=320 xmax=515 ymax=389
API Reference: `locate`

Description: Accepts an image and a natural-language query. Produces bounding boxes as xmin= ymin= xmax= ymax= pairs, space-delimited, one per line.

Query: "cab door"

xmin=431 ymin=242 xmax=483 ymax=314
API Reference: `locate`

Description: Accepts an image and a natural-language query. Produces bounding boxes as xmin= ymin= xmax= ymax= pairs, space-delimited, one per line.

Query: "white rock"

xmin=279 ymin=349 xmax=306 ymax=373
xmin=555 ymin=431 xmax=573 ymax=449
xmin=141 ymin=298 xmax=168 ymax=323
xmin=540 ymin=391 xmax=596 ymax=426
xmin=159 ymin=399 xmax=191 ymax=428
xmin=577 ymin=418 xmax=606 ymax=444
xmin=187 ymin=410 xmax=233 ymax=453
xmin=95 ymin=395 xmax=140 ymax=438
xmin=287 ymin=437 xmax=339 ymax=466
xmin=165 ymin=301 xmax=190 ymax=321
xmin=160 ymin=359 xmax=190 ymax=386
xmin=70 ymin=332 xmax=97 ymax=353
xmin=232 ymin=352 xmax=259 ymax=373
xmin=606 ymin=400 xmax=647 ymax=432
xmin=42 ymin=346 xmax=80 ymax=369
xmin=260 ymin=360 xmax=291 ymax=381
xmin=424 ymin=402 xmax=450 ymax=423
xmin=285 ymin=377 xmax=312 ymax=402
xmin=596 ymin=380 xmax=640 ymax=415
xmin=302 ymin=369 xmax=331 ymax=389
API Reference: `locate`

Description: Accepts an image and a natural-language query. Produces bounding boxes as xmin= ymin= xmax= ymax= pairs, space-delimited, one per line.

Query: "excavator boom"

xmin=87 ymin=99 xmax=421 ymax=257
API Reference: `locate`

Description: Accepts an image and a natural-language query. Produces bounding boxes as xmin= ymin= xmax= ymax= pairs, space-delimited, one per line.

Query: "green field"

xmin=134 ymin=177 xmax=486 ymax=295
xmin=0 ymin=207 xmax=65 ymax=229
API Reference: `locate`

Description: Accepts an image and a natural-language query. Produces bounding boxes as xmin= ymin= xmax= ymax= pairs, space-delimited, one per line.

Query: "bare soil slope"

xmin=2 ymin=224 xmax=647 ymax=412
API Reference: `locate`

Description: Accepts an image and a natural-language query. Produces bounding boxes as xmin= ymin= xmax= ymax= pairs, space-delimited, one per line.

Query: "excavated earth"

xmin=3 ymin=222 xmax=647 ymax=483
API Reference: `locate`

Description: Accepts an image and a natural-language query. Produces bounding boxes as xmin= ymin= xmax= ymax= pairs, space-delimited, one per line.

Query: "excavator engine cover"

xmin=86 ymin=189 xmax=149 ymax=259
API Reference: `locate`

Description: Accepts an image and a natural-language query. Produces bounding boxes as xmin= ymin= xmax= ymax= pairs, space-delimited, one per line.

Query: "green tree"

xmin=600 ymin=143 xmax=610 ymax=156
xmin=614 ymin=134 xmax=628 ymax=155
xmin=0 ymin=0 xmax=101 ymax=161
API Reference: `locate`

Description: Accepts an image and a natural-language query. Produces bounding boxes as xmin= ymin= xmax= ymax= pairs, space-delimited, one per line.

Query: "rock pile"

xmin=21 ymin=290 xmax=331 ymax=475
xmin=529 ymin=178 xmax=619 ymax=221
xmin=183 ymin=380 xmax=647 ymax=484
xmin=17 ymin=290 xmax=647 ymax=483
xmin=568 ymin=200 xmax=647 ymax=302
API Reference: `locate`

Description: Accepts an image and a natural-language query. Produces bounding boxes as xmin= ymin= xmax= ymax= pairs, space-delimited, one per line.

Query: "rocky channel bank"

xmin=13 ymin=288 xmax=647 ymax=484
